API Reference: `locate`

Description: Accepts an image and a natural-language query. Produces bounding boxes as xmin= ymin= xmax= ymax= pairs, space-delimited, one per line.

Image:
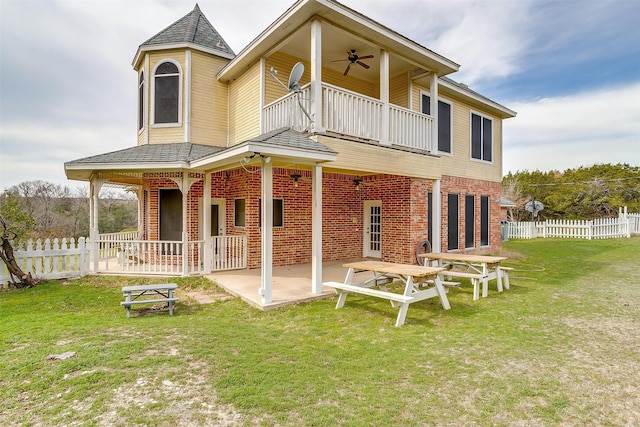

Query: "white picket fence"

xmin=507 ymin=214 xmax=634 ymax=240
xmin=0 ymin=237 xmax=89 ymax=285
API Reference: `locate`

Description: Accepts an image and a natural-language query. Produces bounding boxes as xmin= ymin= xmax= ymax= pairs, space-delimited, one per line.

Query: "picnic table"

xmin=419 ymin=253 xmax=510 ymax=300
xmin=120 ymin=283 xmax=178 ymax=318
xmin=323 ymin=260 xmax=450 ymax=327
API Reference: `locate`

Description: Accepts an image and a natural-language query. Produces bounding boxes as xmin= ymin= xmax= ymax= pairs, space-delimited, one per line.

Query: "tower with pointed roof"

xmin=133 ymin=4 xmax=235 ymax=147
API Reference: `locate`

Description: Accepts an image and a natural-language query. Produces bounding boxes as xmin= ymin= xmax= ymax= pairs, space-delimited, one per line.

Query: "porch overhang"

xmin=217 ymin=0 xmax=459 ymax=82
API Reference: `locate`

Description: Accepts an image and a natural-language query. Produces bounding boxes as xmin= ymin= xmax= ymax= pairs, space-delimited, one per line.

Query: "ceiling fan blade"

xmin=358 ymin=55 xmax=374 ymax=60
xmin=344 ymin=63 xmax=351 ymax=76
xmin=356 ymin=61 xmax=370 ymax=69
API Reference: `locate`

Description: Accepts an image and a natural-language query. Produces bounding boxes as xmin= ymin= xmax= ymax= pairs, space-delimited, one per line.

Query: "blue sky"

xmin=1 ymin=0 xmax=639 ymax=191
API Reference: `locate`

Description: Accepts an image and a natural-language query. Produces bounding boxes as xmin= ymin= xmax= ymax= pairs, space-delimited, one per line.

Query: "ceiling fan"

xmin=334 ymin=49 xmax=374 ymax=76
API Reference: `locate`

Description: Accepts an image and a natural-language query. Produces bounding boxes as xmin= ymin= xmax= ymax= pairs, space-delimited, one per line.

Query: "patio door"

xmin=363 ymin=201 xmax=382 ymax=258
xmin=159 ymin=189 xmax=182 ymax=255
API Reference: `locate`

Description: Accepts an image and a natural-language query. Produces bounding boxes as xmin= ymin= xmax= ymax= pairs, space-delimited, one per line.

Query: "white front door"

xmin=363 ymin=200 xmax=382 ymax=258
xmin=210 ymin=198 xmax=226 ymax=269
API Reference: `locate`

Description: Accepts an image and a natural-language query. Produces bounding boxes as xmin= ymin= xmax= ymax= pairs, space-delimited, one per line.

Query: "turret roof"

xmin=139 ymin=4 xmax=234 ymax=57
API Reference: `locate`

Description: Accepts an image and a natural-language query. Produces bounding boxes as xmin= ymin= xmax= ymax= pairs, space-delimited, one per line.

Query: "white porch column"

xmin=311 ymin=164 xmax=323 ymax=294
xmin=135 ymin=187 xmax=143 ymax=238
xmin=203 ymin=171 xmax=212 ymax=273
xmin=90 ymin=179 xmax=104 ymax=272
xmin=310 ymin=19 xmax=323 ymax=132
xmin=181 ymin=173 xmax=189 ymax=276
xmin=260 ymin=157 xmax=273 ymax=303
xmin=429 ymin=72 xmax=439 ymax=153
xmin=432 ymin=179 xmax=442 ymax=252
xmin=380 ymin=49 xmax=390 ymax=146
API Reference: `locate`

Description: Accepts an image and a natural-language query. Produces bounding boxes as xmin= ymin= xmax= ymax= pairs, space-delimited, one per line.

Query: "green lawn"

xmin=1 ymin=238 xmax=639 ymax=426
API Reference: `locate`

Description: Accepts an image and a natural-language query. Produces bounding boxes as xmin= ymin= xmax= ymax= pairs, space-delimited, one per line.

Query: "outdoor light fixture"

xmin=353 ymin=178 xmax=363 ymax=190
xmin=291 ymin=173 xmax=302 ymax=187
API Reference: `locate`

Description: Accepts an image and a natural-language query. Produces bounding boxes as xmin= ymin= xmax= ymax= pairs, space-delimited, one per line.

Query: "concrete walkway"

xmin=207 ymin=259 xmax=373 ymax=311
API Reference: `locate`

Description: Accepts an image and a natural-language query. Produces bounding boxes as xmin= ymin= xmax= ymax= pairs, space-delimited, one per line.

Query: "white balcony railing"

xmin=263 ymin=82 xmax=434 ymax=151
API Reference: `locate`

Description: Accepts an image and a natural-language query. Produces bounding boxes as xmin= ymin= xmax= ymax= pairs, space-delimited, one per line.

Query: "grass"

xmin=1 ymin=238 xmax=639 ymax=426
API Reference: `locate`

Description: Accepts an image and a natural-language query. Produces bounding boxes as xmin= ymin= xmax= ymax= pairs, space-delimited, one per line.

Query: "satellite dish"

xmin=525 ymin=200 xmax=544 ymax=217
xmin=288 ymin=62 xmax=304 ymax=92
xmin=268 ymin=62 xmax=313 ymax=125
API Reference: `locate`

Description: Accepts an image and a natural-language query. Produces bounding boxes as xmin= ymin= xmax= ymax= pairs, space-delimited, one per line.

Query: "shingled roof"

xmin=66 ymin=142 xmax=223 ymax=166
xmin=139 ymin=4 xmax=234 ymax=57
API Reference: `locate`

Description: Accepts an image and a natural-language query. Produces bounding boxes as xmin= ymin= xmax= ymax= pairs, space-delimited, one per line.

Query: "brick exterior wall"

xmin=140 ymin=169 xmax=502 ymax=270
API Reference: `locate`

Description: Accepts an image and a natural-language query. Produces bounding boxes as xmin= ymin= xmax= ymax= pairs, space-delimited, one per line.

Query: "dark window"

xmin=154 ymin=62 xmax=179 ymax=124
xmin=447 ymin=193 xmax=459 ymax=250
xmin=480 ymin=196 xmax=489 ymax=246
xmin=465 ymin=195 xmax=475 ymax=248
xmin=159 ymin=189 xmax=182 ymax=255
xmin=234 ymin=199 xmax=245 ymax=227
xmin=138 ymin=72 xmax=144 ymax=131
xmin=259 ymin=199 xmax=284 ymax=227
xmin=421 ymin=94 xmax=452 ymax=153
xmin=471 ymin=113 xmax=492 ymax=161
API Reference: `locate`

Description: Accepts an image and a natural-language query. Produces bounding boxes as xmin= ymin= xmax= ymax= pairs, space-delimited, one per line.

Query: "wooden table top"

xmin=419 ymin=252 xmax=507 ymax=264
xmin=343 ymin=260 xmax=444 ymax=278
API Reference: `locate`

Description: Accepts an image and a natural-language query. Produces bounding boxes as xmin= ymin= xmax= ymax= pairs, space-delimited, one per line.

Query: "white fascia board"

xmin=439 ymin=79 xmax=517 ymax=118
xmin=64 ymin=161 xmax=190 ymax=172
xmin=132 ymin=43 xmax=235 ymax=68
xmin=190 ymin=141 xmax=336 ymax=169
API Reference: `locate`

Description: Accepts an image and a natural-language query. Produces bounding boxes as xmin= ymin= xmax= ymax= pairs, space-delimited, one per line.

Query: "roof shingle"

xmin=140 ymin=4 xmax=234 ymax=57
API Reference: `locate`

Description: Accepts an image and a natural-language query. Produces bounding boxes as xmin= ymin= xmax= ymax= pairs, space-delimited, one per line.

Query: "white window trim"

xmin=469 ymin=110 xmax=493 ymax=164
xmin=420 ymin=90 xmax=453 ymax=156
xmin=151 ymin=58 xmax=183 ymax=128
xmin=137 ymin=70 xmax=145 ymax=135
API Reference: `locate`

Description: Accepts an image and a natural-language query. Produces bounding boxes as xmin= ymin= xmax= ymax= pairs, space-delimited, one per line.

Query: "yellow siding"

xmin=228 ymin=62 xmax=261 ymax=145
xmin=389 ymin=73 xmax=408 ymax=108
xmin=265 ymin=52 xmax=310 ymax=105
xmin=147 ymin=50 xmax=186 ymax=144
xmin=190 ymin=51 xmax=229 ymax=147
xmin=317 ymin=135 xmax=442 ymax=180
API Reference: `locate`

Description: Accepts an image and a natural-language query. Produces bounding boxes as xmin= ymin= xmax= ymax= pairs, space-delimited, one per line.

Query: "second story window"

xmin=421 ymin=93 xmax=452 ymax=154
xmin=138 ymin=71 xmax=144 ymax=131
xmin=471 ymin=112 xmax=492 ymax=162
xmin=154 ymin=61 xmax=180 ymax=125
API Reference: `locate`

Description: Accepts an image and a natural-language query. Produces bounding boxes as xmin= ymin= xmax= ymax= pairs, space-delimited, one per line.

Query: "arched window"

xmin=138 ymin=71 xmax=144 ymax=131
xmin=154 ymin=61 xmax=180 ymax=124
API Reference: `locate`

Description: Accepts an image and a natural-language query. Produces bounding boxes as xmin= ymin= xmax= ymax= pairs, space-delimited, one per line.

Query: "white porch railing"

xmin=1 ymin=238 xmax=89 ymax=285
xmin=211 ymin=235 xmax=247 ymax=271
xmin=98 ymin=231 xmax=138 ymax=259
xmin=263 ymin=83 xmax=312 ymax=132
xmin=95 ymin=235 xmax=247 ymax=275
xmin=263 ymin=82 xmax=434 ymax=151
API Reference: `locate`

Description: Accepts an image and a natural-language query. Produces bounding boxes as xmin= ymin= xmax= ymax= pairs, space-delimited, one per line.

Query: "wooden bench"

xmin=440 ymin=271 xmax=486 ymax=301
xmin=500 ymin=267 xmax=513 ymax=290
xmin=323 ymin=281 xmax=415 ymax=305
xmin=121 ymin=283 xmax=178 ymax=318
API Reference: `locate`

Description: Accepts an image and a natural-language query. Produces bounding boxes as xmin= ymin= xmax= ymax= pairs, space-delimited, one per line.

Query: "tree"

xmin=0 ymin=192 xmax=38 ymax=288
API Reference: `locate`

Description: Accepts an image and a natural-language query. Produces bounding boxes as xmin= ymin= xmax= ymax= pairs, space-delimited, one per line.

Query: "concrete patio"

xmin=207 ymin=259 xmax=375 ymax=311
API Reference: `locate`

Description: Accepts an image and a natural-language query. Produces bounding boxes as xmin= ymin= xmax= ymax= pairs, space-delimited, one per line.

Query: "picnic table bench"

xmin=121 ymin=283 xmax=178 ymax=318
xmin=323 ymin=260 xmax=449 ymax=327
xmin=420 ymin=253 xmax=509 ymax=300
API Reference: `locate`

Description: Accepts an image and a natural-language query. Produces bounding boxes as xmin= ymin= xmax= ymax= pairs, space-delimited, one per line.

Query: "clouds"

xmin=0 ymin=0 xmax=639 ymax=191
xmin=504 ymin=82 xmax=640 ymax=172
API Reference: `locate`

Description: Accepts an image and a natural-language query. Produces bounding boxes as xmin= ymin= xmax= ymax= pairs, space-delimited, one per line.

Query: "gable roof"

xmin=133 ymin=4 xmax=234 ymax=66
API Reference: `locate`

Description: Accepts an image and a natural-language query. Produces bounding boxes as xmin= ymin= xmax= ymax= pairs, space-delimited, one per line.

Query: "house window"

xmin=421 ymin=93 xmax=452 ymax=153
xmin=465 ymin=195 xmax=475 ymax=248
xmin=471 ymin=112 xmax=492 ymax=162
xmin=234 ymin=199 xmax=245 ymax=227
xmin=138 ymin=71 xmax=144 ymax=131
xmin=447 ymin=193 xmax=459 ymax=250
xmin=154 ymin=61 xmax=180 ymax=124
xmin=259 ymin=199 xmax=284 ymax=227
xmin=480 ymin=196 xmax=489 ymax=246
